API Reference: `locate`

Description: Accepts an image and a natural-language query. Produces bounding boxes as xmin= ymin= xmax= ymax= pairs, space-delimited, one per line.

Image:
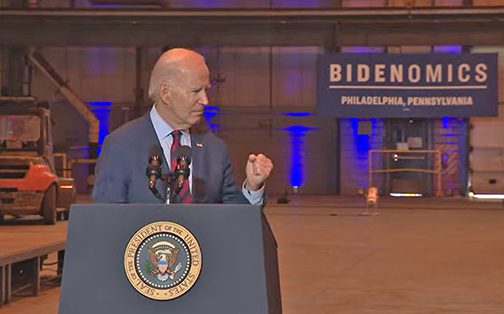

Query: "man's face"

xmin=160 ymin=61 xmax=210 ymax=130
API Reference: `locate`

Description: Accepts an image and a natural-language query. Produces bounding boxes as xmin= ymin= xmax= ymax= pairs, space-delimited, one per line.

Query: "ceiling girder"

xmin=0 ymin=7 xmax=503 ymax=46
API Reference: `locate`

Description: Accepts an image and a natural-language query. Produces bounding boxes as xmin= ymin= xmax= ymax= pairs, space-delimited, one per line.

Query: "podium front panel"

xmin=59 ymin=204 xmax=280 ymax=314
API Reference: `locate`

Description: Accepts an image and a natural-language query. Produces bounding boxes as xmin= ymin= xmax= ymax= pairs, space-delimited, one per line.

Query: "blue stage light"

xmin=203 ymin=105 xmax=220 ymax=133
xmin=433 ymin=45 xmax=462 ymax=54
xmin=283 ymin=112 xmax=312 ymax=117
xmin=282 ymin=125 xmax=316 ymax=189
xmin=88 ymin=101 xmax=112 ymax=155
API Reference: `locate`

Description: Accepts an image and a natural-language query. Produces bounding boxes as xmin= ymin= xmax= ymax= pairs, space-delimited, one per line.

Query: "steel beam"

xmin=0 ymin=7 xmax=503 ymax=46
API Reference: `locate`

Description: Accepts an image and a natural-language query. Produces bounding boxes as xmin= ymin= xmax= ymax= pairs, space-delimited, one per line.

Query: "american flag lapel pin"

xmin=196 ymin=143 xmax=204 ymax=148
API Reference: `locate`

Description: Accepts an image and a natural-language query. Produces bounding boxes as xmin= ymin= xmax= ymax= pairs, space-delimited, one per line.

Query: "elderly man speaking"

xmin=92 ymin=48 xmax=273 ymax=204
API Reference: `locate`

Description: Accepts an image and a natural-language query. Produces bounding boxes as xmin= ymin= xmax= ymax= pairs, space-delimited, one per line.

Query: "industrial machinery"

xmin=0 ymin=97 xmax=76 ymax=224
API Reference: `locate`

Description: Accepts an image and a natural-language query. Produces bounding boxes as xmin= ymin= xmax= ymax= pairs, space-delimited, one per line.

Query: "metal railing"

xmin=368 ymin=149 xmax=443 ymax=196
xmin=54 ymin=152 xmax=97 ymax=188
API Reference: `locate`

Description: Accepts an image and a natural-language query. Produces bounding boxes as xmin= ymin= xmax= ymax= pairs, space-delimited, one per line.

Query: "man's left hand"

xmin=245 ymin=153 xmax=273 ymax=191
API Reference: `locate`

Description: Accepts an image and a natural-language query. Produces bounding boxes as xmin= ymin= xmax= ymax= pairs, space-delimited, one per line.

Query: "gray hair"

xmin=147 ymin=48 xmax=204 ymax=102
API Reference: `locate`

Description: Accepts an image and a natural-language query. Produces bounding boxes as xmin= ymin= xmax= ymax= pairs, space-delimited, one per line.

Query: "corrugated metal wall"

xmin=339 ymin=118 xmax=386 ymax=195
xmin=469 ymin=45 xmax=504 ymax=194
xmin=29 ymin=45 xmax=339 ymax=194
xmin=469 ymin=47 xmax=504 ymax=193
xmin=16 ymin=0 xmax=503 ymax=196
xmin=205 ymin=46 xmax=338 ymax=194
xmin=0 ymin=48 xmax=3 ymax=92
xmin=433 ymin=118 xmax=467 ymax=195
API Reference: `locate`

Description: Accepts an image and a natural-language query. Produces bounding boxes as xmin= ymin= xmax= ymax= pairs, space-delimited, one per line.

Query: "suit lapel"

xmin=144 ymin=113 xmax=169 ymax=201
xmin=190 ymin=132 xmax=206 ymax=203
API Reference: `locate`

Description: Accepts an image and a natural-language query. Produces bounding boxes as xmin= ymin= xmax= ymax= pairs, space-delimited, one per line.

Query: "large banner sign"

xmin=316 ymin=53 xmax=498 ymax=118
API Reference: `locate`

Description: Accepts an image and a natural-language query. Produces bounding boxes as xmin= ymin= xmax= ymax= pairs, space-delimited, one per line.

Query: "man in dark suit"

xmin=92 ymin=48 xmax=273 ymax=204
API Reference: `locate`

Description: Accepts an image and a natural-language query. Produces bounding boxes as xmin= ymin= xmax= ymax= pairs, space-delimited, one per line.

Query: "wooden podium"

xmin=59 ymin=204 xmax=282 ymax=314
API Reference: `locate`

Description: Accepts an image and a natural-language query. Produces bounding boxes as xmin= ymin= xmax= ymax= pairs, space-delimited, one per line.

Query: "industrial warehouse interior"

xmin=1 ymin=0 xmax=504 ymax=313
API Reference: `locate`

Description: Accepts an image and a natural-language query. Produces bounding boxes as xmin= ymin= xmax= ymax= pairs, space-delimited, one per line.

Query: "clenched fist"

xmin=245 ymin=153 xmax=273 ymax=191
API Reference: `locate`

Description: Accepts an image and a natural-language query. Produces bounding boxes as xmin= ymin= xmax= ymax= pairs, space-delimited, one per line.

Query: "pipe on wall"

xmin=27 ymin=52 xmax=99 ymax=145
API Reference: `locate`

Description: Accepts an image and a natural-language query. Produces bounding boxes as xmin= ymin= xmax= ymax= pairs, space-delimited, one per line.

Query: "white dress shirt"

xmin=150 ymin=106 xmax=264 ymax=204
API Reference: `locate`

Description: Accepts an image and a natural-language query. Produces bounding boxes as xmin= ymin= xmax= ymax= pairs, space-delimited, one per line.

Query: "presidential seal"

xmin=124 ymin=221 xmax=202 ymax=300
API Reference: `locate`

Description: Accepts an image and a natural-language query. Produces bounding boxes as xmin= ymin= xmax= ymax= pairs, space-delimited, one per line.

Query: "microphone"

xmin=146 ymin=145 xmax=163 ymax=200
xmin=172 ymin=145 xmax=192 ymax=194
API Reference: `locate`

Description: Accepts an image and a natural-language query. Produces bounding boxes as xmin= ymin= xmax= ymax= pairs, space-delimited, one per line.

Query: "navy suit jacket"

xmin=92 ymin=113 xmax=249 ymax=204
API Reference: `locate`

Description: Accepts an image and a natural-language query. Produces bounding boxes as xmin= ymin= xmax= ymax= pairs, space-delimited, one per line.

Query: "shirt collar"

xmin=150 ymin=105 xmax=189 ymax=140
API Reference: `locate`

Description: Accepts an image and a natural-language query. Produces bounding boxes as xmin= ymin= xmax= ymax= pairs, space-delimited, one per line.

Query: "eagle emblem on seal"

xmin=145 ymin=241 xmax=182 ymax=281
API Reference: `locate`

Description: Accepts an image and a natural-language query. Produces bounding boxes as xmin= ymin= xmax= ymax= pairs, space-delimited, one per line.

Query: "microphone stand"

xmin=165 ymin=169 xmax=188 ymax=204
xmin=165 ymin=173 xmax=173 ymax=205
xmin=145 ymin=159 xmax=176 ymax=204
xmin=147 ymin=155 xmax=191 ymax=205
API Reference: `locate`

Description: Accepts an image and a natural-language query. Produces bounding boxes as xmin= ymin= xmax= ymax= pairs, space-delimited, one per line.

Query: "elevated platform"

xmin=0 ymin=222 xmax=66 ymax=306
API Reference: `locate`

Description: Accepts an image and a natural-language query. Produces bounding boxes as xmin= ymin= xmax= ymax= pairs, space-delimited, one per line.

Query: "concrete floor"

xmin=1 ymin=196 xmax=504 ymax=313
